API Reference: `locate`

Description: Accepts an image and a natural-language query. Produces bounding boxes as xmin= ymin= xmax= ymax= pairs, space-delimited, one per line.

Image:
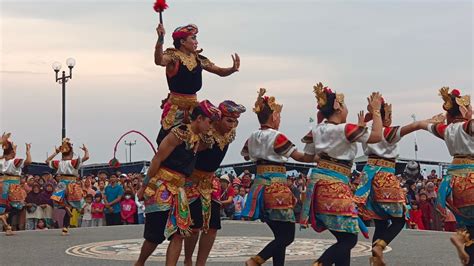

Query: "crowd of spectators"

xmin=1 ymin=163 xmax=455 ymax=233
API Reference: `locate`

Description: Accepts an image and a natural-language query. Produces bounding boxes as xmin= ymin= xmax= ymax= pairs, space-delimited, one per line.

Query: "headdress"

xmin=199 ymin=100 xmax=222 ymax=121
xmin=1 ymin=132 xmax=13 ymax=151
xmin=313 ymin=82 xmax=344 ymax=110
xmin=60 ymin=138 xmax=73 ymax=154
xmin=253 ymin=88 xmax=283 ymax=114
xmin=172 ymin=24 xmax=198 ymax=40
xmin=439 ymin=87 xmax=470 ymax=111
xmin=218 ymin=100 xmax=246 ymax=118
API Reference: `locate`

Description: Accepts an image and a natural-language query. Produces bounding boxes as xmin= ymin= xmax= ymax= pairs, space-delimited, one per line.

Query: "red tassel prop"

xmin=153 ymin=0 xmax=168 ymax=12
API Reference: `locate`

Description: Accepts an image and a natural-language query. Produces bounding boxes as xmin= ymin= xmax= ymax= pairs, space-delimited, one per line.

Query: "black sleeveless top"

xmin=160 ymin=126 xmax=198 ymax=176
xmin=195 ymin=144 xmax=229 ymax=172
xmin=165 ymin=49 xmax=211 ymax=95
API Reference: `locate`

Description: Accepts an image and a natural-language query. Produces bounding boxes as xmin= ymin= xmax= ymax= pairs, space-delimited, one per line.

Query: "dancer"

xmin=300 ymin=84 xmax=383 ymax=266
xmin=183 ymin=100 xmax=246 ymax=266
xmin=46 ymin=138 xmax=89 ymax=235
xmin=0 ymin=133 xmax=31 ymax=236
xmin=242 ymin=88 xmax=316 ymax=266
xmin=355 ymin=96 xmax=445 ymax=265
xmin=429 ymin=87 xmax=473 ymax=265
xmin=154 ymin=23 xmax=240 ymax=144
xmin=135 ymin=100 xmax=221 ymax=266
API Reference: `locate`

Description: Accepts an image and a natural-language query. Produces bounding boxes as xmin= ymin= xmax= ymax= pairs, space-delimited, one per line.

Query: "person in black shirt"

xmin=183 ymin=100 xmax=246 ymax=266
xmin=154 ymin=23 xmax=240 ymax=145
xmin=135 ymin=100 xmax=221 ymax=266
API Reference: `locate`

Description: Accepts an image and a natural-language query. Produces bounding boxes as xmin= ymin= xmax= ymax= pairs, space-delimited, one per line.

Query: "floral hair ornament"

xmin=253 ymin=88 xmax=283 ymax=114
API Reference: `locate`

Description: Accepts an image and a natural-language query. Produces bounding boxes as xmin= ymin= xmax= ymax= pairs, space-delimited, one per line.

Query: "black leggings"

xmin=257 ymin=220 xmax=295 ymax=266
xmin=63 ymin=210 xmax=70 ymax=228
xmin=317 ymin=230 xmax=358 ymax=266
xmin=465 ymin=226 xmax=474 ymax=266
xmin=372 ymin=217 xmax=405 ymax=245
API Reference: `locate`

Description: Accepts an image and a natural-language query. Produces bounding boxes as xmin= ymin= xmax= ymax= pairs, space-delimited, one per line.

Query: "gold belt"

xmin=318 ymin=160 xmax=351 ymax=177
xmin=58 ymin=175 xmax=77 ymax=181
xmin=256 ymin=165 xmax=286 ymax=175
xmin=0 ymin=175 xmax=20 ymax=181
xmin=189 ymin=169 xmax=213 ymax=182
xmin=367 ymin=158 xmax=396 ymax=168
xmin=147 ymin=167 xmax=186 ymax=191
xmin=169 ymin=93 xmax=198 ymax=109
xmin=452 ymin=156 xmax=474 ymax=165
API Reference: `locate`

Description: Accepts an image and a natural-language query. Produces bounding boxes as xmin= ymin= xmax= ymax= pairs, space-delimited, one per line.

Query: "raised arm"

xmin=24 ymin=143 xmax=32 ymax=166
xmin=399 ymin=113 xmax=445 ymax=137
xmin=365 ymin=93 xmax=383 ymax=143
xmin=154 ymin=23 xmax=174 ymax=66
xmin=203 ymin=53 xmax=240 ymax=77
xmin=45 ymin=147 xmax=60 ymax=165
xmin=80 ymin=144 xmax=90 ymax=163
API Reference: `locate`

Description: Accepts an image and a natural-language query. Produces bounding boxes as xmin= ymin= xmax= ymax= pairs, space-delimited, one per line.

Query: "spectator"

xmin=135 ymin=192 xmax=145 ymax=225
xmin=233 ymin=186 xmax=246 ymax=220
xmin=443 ymin=209 xmax=457 ymax=232
xmin=83 ymin=178 xmax=96 ymax=196
xmin=104 ymin=175 xmax=124 ymax=226
xmin=36 ymin=219 xmax=48 ymax=230
xmin=97 ymin=180 xmax=106 ymax=195
xmin=427 ymin=170 xmax=438 ymax=180
xmin=408 ymin=202 xmax=425 ymax=230
xmin=81 ymin=194 xmax=93 ymax=227
xmin=40 ymin=182 xmax=55 ymax=228
xmin=120 ymin=190 xmax=137 ymax=225
xmin=25 ymin=183 xmax=43 ymax=230
xmin=24 ymin=176 xmax=34 ymax=193
xmin=419 ymin=193 xmax=433 ymax=230
xmin=219 ymin=175 xmax=235 ymax=219
xmin=92 ymin=194 xmax=105 ymax=227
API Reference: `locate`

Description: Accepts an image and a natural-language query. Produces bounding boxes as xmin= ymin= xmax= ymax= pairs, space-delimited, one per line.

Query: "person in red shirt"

xmin=120 ymin=191 xmax=137 ymax=225
xmin=418 ymin=193 xmax=433 ymax=230
xmin=408 ymin=202 xmax=425 ymax=230
xmin=91 ymin=194 xmax=105 ymax=227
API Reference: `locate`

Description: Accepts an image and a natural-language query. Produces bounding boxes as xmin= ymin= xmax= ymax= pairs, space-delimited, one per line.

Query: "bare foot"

xmin=371 ymin=246 xmax=386 ymax=266
xmin=5 ymin=227 xmax=15 ymax=236
xmin=450 ymin=234 xmax=470 ymax=265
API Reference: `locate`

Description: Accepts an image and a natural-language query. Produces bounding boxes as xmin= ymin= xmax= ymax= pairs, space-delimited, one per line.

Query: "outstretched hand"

xmin=80 ymin=144 xmax=88 ymax=152
xmin=231 ymin=53 xmax=240 ymax=72
xmin=25 ymin=143 xmax=31 ymax=152
xmin=156 ymin=23 xmax=165 ymax=38
xmin=357 ymin=111 xmax=366 ymax=127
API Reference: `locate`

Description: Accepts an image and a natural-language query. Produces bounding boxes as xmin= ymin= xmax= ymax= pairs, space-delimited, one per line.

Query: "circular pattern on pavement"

xmin=66 ymin=236 xmax=391 ymax=262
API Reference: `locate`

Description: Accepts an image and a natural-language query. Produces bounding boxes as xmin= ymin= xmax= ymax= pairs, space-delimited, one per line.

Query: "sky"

xmin=1 ymin=0 xmax=473 ymax=166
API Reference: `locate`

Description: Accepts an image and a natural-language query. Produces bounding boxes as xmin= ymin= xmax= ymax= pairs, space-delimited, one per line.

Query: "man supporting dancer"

xmin=135 ymin=100 xmax=221 ymax=266
xmin=300 ymin=84 xmax=383 ymax=266
xmin=0 ymin=133 xmax=31 ymax=236
xmin=46 ymin=138 xmax=89 ymax=235
xmin=242 ymin=89 xmax=316 ymax=266
xmin=428 ymin=87 xmax=473 ymax=266
xmin=154 ymin=23 xmax=240 ymax=144
xmin=183 ymin=100 xmax=246 ymax=266
xmin=355 ymin=96 xmax=445 ymax=266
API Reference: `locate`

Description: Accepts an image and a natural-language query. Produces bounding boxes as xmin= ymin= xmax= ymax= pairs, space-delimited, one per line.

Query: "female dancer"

xmin=355 ymin=96 xmax=444 ymax=265
xmin=301 ymin=83 xmax=383 ymax=266
xmin=429 ymin=87 xmax=473 ymax=265
xmin=242 ymin=89 xmax=315 ymax=266
xmin=46 ymin=138 xmax=89 ymax=235
xmin=0 ymin=133 xmax=31 ymax=235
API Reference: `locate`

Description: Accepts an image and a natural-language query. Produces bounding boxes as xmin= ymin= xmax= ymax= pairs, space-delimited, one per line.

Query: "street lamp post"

xmin=52 ymin=58 xmax=76 ymax=140
xmin=411 ymin=114 xmax=418 ymax=160
xmin=125 ymin=140 xmax=137 ymax=163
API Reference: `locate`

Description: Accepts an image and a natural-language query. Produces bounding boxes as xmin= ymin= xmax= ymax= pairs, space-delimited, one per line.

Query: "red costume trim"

xmin=274 ymin=134 xmax=294 ymax=155
xmin=52 ymin=160 xmax=60 ymax=170
xmin=430 ymin=123 xmax=447 ymax=139
xmin=301 ymin=131 xmax=313 ymax=144
xmin=383 ymin=126 xmax=400 ymax=143
xmin=345 ymin=123 xmax=366 ymax=143
xmin=13 ymin=159 xmax=23 ymax=168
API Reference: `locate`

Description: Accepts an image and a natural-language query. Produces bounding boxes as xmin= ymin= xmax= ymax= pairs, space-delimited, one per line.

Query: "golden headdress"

xmin=253 ymin=88 xmax=283 ymax=114
xmin=313 ymin=82 xmax=344 ymax=109
xmin=439 ymin=87 xmax=471 ymax=111
xmin=60 ymin=138 xmax=73 ymax=154
xmin=1 ymin=132 xmax=15 ymax=153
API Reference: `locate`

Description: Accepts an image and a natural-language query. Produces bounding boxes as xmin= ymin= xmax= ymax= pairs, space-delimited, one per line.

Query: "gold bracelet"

xmin=373 ymin=110 xmax=381 ymax=117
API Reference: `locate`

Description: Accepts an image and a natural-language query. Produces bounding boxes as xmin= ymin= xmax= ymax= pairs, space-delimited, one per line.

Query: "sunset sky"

xmin=1 ymin=0 xmax=472 ymax=165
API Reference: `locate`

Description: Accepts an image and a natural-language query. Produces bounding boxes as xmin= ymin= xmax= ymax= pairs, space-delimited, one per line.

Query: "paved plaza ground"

xmin=1 ymin=220 xmax=460 ymax=265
